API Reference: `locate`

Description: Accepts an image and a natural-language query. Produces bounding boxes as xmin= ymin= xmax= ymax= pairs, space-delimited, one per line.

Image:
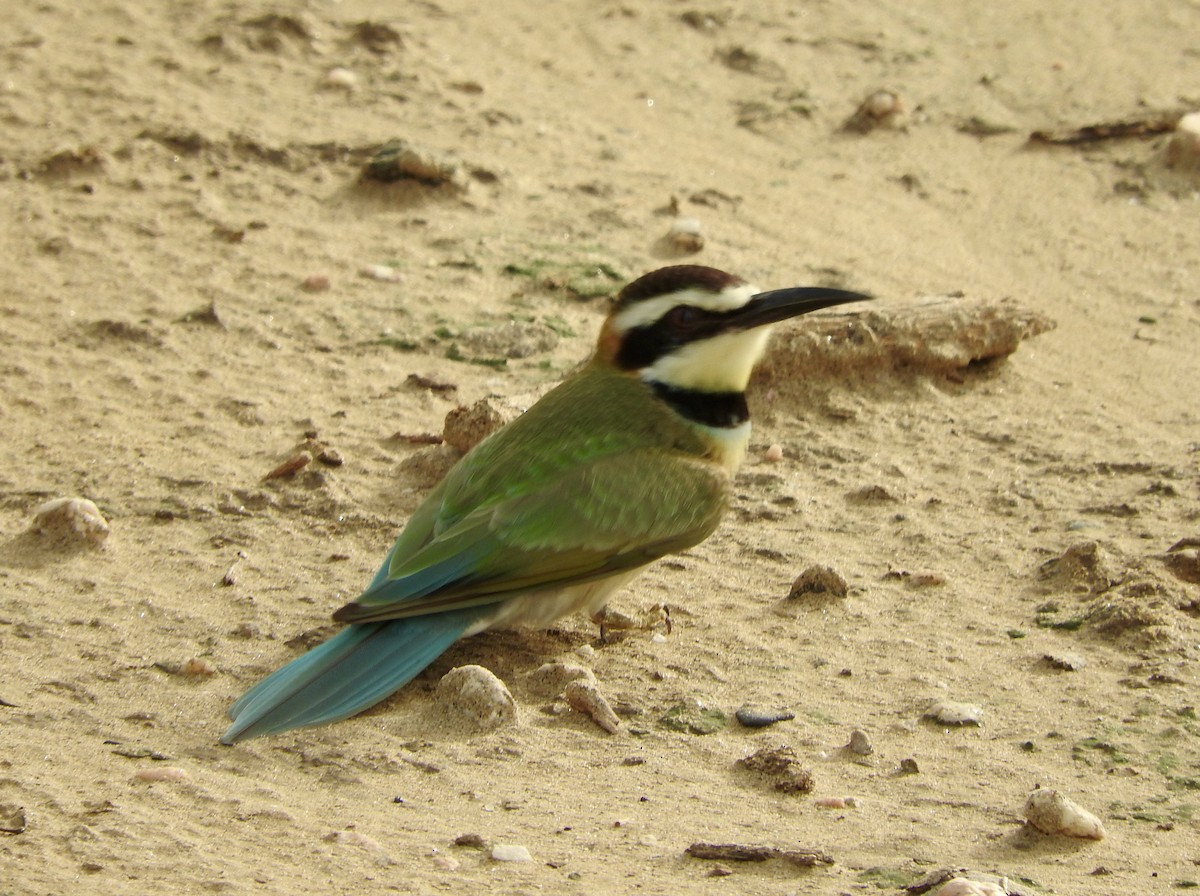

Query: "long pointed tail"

xmin=221 ymin=608 xmax=481 ymax=744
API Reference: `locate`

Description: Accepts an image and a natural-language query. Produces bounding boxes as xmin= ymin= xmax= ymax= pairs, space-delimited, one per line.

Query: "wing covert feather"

xmin=336 ymin=367 xmax=731 ymax=623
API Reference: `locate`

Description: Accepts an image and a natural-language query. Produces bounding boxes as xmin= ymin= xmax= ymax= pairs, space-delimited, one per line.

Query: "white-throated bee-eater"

xmin=221 ymin=265 xmax=868 ymax=743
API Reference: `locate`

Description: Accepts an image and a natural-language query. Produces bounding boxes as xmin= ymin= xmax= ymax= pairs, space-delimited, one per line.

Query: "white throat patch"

xmin=643 ymin=326 xmax=774 ymax=393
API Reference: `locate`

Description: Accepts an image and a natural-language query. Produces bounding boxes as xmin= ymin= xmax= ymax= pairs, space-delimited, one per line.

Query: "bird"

xmin=221 ymin=265 xmax=868 ymax=743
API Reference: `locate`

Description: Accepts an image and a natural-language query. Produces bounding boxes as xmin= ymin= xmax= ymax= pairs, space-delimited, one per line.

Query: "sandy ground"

xmin=2 ymin=2 xmax=1199 ymax=894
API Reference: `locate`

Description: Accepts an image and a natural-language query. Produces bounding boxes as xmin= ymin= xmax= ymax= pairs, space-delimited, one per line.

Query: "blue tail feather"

xmin=221 ymin=608 xmax=482 ymax=744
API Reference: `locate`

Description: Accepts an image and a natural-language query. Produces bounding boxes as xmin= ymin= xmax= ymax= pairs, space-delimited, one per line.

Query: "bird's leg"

xmin=591 ymin=604 xmax=672 ymax=642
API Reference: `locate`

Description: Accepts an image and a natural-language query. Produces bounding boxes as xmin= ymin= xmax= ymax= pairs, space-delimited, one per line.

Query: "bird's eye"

xmin=665 ymin=305 xmax=702 ymax=331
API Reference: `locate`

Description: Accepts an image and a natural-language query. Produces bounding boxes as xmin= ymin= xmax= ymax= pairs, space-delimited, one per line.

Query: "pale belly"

xmin=463 ymin=568 xmax=644 ymax=636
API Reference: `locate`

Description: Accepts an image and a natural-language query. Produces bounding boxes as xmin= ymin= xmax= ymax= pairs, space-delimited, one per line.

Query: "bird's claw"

xmin=592 ymin=603 xmax=671 ymax=642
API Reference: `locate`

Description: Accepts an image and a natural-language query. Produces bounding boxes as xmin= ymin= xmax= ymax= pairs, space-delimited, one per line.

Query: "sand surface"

xmin=2 ymin=2 xmax=1199 ymax=894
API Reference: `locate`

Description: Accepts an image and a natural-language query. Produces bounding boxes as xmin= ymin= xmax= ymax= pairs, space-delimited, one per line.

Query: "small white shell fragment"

xmin=563 ymin=679 xmax=621 ymax=733
xmin=923 ymin=699 xmax=983 ymax=726
xmin=843 ymin=89 xmax=904 ymax=132
xmin=490 ymin=844 xmax=532 ymax=862
xmin=325 ymin=67 xmax=357 ymax=89
xmin=1024 ymin=786 xmax=1107 ymax=840
xmin=935 ymin=879 xmax=1006 ymax=896
xmin=668 ymin=216 xmax=704 ymax=252
xmin=1165 ymin=110 xmax=1200 ymax=171
xmin=31 ymin=497 xmax=109 ymax=547
xmin=359 ymin=263 xmax=402 ymax=282
xmin=435 ymin=665 xmax=518 ymax=730
xmin=763 ymin=443 xmax=784 ymax=463
xmin=431 ymin=855 xmax=460 ymax=871
xmin=863 ymin=89 xmax=901 ymax=118
xmin=134 ymin=766 xmax=190 ymax=783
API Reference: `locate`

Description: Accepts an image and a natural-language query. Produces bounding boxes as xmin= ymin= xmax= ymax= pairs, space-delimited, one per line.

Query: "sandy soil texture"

xmin=2 ymin=2 xmax=1198 ymax=894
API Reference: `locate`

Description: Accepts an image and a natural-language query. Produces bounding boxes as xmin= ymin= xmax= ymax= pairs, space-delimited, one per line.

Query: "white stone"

xmin=490 ymin=844 xmax=532 ymax=862
xmin=31 ymin=497 xmax=109 ymax=547
xmin=435 ymin=665 xmax=517 ymax=730
xmin=359 ymin=263 xmax=402 ymax=282
xmin=1024 ymin=786 xmax=1106 ymax=840
xmin=325 ymin=67 xmax=357 ymax=89
xmin=1166 ymin=111 xmax=1200 ymax=171
xmin=923 ymin=699 xmax=983 ymax=726
xmin=935 ymin=878 xmax=1006 ymax=896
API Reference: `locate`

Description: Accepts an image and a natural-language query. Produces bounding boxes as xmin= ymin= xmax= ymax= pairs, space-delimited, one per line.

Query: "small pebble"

xmin=1043 ymin=651 xmax=1087 ymax=671
xmin=316 ymin=447 xmax=343 ymax=467
xmin=787 ymin=565 xmax=848 ymax=600
xmin=453 ymin=833 xmax=486 ymax=848
xmin=0 ymin=804 xmax=27 ymax=834
xmin=667 ymin=217 xmax=704 ymax=253
xmin=442 ymin=399 xmax=511 ymax=454
xmin=923 ymin=699 xmax=983 ymax=726
xmin=301 ymin=273 xmax=331 ymax=292
xmin=490 ymin=844 xmax=532 ymax=863
xmin=134 ymin=767 xmax=190 ymax=783
xmin=863 ymin=89 xmax=901 ymax=118
xmin=362 ymin=139 xmax=466 ymax=189
xmin=181 ymin=657 xmax=216 ymax=677
xmin=1165 ymin=110 xmax=1200 ymax=171
xmin=31 ymin=497 xmax=109 ymax=547
xmin=763 ymin=443 xmax=784 ymax=463
xmin=734 ymin=705 xmax=795 ymax=728
xmin=435 ymin=665 xmax=517 ymax=730
xmin=842 ymin=89 xmax=904 ymax=132
xmin=846 ymin=728 xmax=873 ymax=755
xmin=1024 ymin=786 xmax=1106 ymax=840
xmin=898 ymin=757 xmax=920 ymax=774
xmin=264 ymin=452 xmax=311 ymax=480
xmin=221 ymin=551 xmax=244 ymax=586
xmin=814 ymin=796 xmax=858 ymax=809
xmin=360 ymin=263 xmax=403 ymax=283
xmin=736 ymin=745 xmax=815 ymax=795
xmin=1036 ymin=541 xmax=1116 ymax=594
xmin=325 ymin=67 xmax=357 ymax=89
xmin=430 ymin=855 xmax=460 ymax=871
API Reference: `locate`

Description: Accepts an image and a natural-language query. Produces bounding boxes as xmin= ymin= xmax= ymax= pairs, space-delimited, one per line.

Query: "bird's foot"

xmin=591 ymin=603 xmax=671 ymax=642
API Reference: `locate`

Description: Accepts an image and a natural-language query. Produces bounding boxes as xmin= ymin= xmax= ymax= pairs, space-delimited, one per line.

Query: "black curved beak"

xmin=730 ymin=286 xmax=871 ymax=331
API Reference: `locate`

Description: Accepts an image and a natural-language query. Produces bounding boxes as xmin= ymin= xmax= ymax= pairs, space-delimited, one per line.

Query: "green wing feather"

xmin=335 ymin=366 xmax=730 ymax=623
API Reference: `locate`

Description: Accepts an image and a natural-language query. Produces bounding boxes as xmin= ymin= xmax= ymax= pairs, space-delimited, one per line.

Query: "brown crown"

xmin=614 ymin=265 xmax=744 ymax=310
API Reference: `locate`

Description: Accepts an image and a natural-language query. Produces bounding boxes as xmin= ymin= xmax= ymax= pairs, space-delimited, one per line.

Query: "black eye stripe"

xmin=614 ymin=305 xmax=728 ymax=370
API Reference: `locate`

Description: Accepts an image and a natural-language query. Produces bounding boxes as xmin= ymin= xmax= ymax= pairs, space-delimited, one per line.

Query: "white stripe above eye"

xmin=612 ymin=283 xmax=760 ymax=332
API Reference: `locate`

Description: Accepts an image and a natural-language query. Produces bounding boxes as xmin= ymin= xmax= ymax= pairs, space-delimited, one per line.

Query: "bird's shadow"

xmin=0 ymin=530 xmax=98 ymax=570
xmin=360 ymin=625 xmax=597 ymax=737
